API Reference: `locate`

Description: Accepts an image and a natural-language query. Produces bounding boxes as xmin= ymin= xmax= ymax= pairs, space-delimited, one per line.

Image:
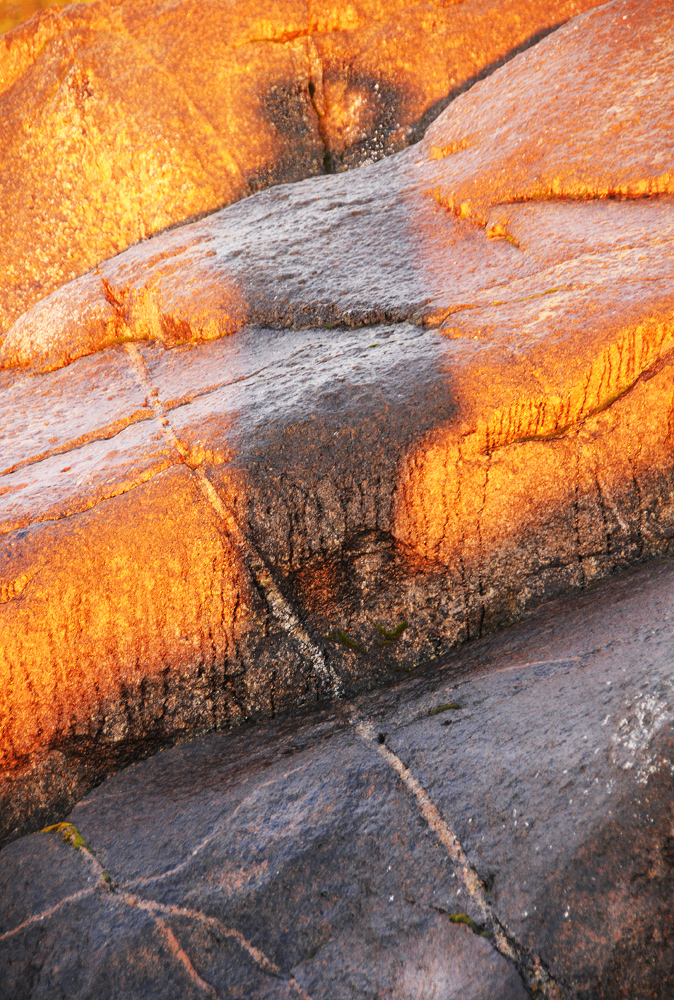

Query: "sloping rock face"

xmin=0 ymin=0 xmax=604 ymax=334
xmin=1 ymin=0 xmax=673 ymax=844
xmin=2 ymin=558 xmax=674 ymax=998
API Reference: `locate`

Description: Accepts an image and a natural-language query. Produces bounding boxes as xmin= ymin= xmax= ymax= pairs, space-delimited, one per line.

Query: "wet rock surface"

xmin=2 ymin=557 xmax=674 ymax=999
xmin=1 ymin=0 xmax=673 ymax=843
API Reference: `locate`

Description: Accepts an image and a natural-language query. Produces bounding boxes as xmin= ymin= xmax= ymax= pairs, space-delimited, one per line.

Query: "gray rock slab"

xmin=0 ymin=722 xmax=526 ymax=1000
xmin=3 ymin=557 xmax=674 ymax=997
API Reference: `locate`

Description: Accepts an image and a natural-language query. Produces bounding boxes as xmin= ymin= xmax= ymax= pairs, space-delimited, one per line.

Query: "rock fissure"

xmin=100 ymin=276 xmax=126 ymax=320
xmin=0 ymin=458 xmax=182 ymax=539
xmin=306 ymin=45 xmax=332 ymax=176
xmin=123 ymin=760 xmax=311 ymax=892
xmin=3 ymin=10 xmax=674 ymax=947
xmin=501 ymin=180 xmax=674 ymax=209
xmin=124 ymin=343 xmax=343 ymax=700
xmin=434 ymin=187 xmax=674 ymax=232
xmin=0 ymin=829 xmax=313 ymax=998
xmin=439 ymin=321 xmax=674 ymax=469
xmin=197 ymin=466 xmax=342 ymax=699
xmin=7 ymin=189 xmax=673 ymax=380
xmin=0 ymin=886 xmax=100 ymax=943
xmin=119 ymin=893 xmax=314 ymax=999
xmin=159 ymin=364 xmax=275 ymax=416
xmin=150 ymin=914 xmax=219 ymax=999
xmin=5 ymin=558 xmax=674 ymax=995
xmin=354 ymin=720 xmax=568 ymax=999
xmin=1 ymin=408 xmax=155 ymax=478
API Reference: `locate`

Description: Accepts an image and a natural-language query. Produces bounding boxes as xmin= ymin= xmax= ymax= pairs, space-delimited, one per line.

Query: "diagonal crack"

xmin=1 ymin=406 xmax=155 ymax=477
xmin=353 ymin=719 xmax=569 ymax=1000
xmin=0 ymin=456 xmax=179 ymax=541
xmin=123 ymin=342 xmax=342 ymax=699
xmin=306 ymin=40 xmax=332 ymax=175
xmin=152 ymin=914 xmax=219 ymax=998
xmin=0 ymin=820 xmax=314 ymax=999
xmin=126 ymin=761 xmax=309 ymax=890
xmin=0 ymin=886 xmax=99 ymax=942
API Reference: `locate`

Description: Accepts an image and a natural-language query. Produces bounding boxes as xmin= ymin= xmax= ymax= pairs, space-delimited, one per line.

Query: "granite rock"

xmin=1 ymin=0 xmax=673 ymax=841
xmin=2 ymin=557 xmax=673 ymax=997
xmin=0 ymin=0 xmax=604 ymax=334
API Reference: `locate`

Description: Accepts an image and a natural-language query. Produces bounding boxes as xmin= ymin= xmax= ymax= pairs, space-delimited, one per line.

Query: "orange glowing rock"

xmin=421 ymin=0 xmax=674 ymax=225
xmin=0 ymin=0 xmax=72 ymax=36
xmin=1 ymin=0 xmax=673 ymax=842
xmin=0 ymin=0 xmax=603 ymax=337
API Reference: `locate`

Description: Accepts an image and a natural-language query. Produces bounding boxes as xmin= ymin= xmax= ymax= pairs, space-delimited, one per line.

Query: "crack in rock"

xmin=125 ymin=343 xmax=342 ymax=699
xmin=354 ymin=720 xmax=569 ymax=999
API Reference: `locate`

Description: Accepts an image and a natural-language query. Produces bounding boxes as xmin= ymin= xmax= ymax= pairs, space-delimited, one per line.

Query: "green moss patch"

xmin=41 ymin=822 xmax=89 ymax=851
xmin=429 ymin=702 xmax=460 ymax=716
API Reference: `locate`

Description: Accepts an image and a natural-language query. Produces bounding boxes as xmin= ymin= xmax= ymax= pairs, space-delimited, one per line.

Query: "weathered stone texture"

xmin=0 ymin=0 xmax=604 ymax=334
xmin=422 ymin=0 xmax=674 ymax=223
xmin=2 ymin=558 xmax=674 ymax=997
xmin=1 ymin=0 xmax=673 ymax=842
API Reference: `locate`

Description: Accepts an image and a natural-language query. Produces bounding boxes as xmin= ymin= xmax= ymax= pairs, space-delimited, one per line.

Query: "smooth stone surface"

xmin=2 ymin=556 xmax=674 ymax=998
xmin=1 ymin=0 xmax=673 ymax=845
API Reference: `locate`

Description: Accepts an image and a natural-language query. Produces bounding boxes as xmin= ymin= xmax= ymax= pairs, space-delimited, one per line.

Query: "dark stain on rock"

xmin=250 ymin=79 xmax=324 ymax=191
xmin=322 ymin=69 xmax=404 ymax=171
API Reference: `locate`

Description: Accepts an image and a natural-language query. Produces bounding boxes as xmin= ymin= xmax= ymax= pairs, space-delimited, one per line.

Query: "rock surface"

xmin=1 ymin=0 xmax=673 ymax=844
xmin=0 ymin=0 xmax=604 ymax=334
xmin=0 ymin=0 xmax=69 ymax=37
xmin=2 ymin=556 xmax=674 ymax=998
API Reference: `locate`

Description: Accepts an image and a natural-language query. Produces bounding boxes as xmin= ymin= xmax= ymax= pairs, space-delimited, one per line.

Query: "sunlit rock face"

xmin=1 ymin=0 xmax=673 ymax=844
xmin=0 ymin=0 xmax=76 ymax=36
xmin=3 ymin=558 xmax=674 ymax=998
xmin=0 ymin=0 xmax=603 ymax=335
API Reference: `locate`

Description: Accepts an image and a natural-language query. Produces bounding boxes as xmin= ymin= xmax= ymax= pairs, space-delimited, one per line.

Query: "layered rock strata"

xmin=0 ymin=0 xmax=604 ymax=334
xmin=1 ymin=0 xmax=673 ymax=843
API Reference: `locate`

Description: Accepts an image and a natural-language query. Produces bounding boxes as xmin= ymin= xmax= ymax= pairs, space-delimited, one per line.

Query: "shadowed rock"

xmin=0 ymin=0 xmax=604 ymax=335
xmin=2 ymin=558 xmax=673 ymax=997
xmin=1 ymin=0 xmax=673 ymax=844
